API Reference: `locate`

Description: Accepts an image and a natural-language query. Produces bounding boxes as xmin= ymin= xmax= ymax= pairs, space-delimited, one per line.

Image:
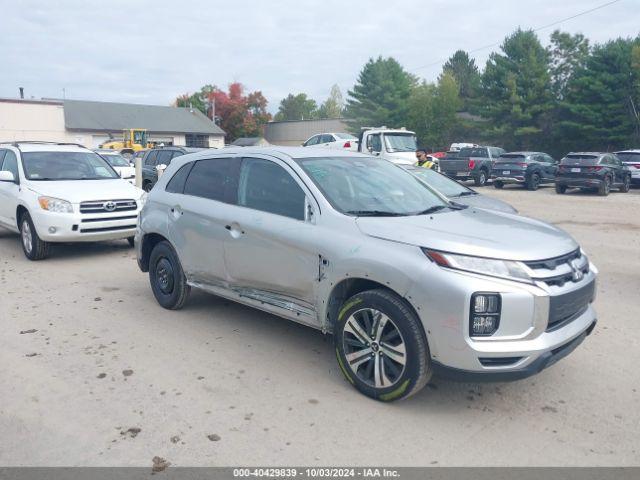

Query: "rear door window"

xmin=144 ymin=151 xmax=158 ymax=166
xmin=321 ymin=134 xmax=334 ymax=143
xmin=237 ymin=158 xmax=306 ymax=220
xmin=156 ymin=150 xmax=173 ymax=167
xmin=183 ymin=158 xmax=236 ymax=202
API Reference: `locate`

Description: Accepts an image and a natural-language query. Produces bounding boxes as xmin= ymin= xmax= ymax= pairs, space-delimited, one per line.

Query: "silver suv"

xmin=136 ymin=147 xmax=598 ymax=401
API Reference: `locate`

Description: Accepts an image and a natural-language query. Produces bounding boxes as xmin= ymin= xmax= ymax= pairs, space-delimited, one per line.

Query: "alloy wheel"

xmin=21 ymin=220 xmax=33 ymax=254
xmin=342 ymin=308 xmax=407 ymax=389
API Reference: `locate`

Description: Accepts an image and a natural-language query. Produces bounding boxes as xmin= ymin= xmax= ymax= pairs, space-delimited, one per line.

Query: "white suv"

xmin=0 ymin=142 xmax=146 ymax=260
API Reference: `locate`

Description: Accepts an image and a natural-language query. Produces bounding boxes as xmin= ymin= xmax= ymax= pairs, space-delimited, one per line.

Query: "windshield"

xmin=383 ymin=133 xmax=417 ymax=153
xmin=408 ymin=167 xmax=472 ymax=197
xmin=561 ymin=155 xmax=599 ymax=166
xmin=101 ymin=153 xmax=130 ymax=167
xmin=335 ymin=133 xmax=357 ymax=140
xmin=21 ymin=151 xmax=120 ymax=180
xmin=297 ymin=156 xmax=448 ymax=216
xmin=616 ymin=152 xmax=640 ymax=163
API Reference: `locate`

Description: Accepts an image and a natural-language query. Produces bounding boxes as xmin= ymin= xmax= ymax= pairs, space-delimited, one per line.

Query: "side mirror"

xmin=0 ymin=171 xmax=16 ymax=182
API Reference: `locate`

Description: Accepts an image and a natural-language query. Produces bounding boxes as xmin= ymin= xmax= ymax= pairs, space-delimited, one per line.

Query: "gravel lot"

xmin=1 ymin=185 xmax=639 ymax=467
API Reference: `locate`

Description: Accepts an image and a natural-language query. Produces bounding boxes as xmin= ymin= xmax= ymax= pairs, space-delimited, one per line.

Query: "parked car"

xmin=95 ymin=149 xmax=136 ymax=184
xmin=491 ymin=152 xmax=557 ymax=190
xmin=136 ymin=147 xmax=597 ymax=401
xmin=555 ymin=152 xmax=631 ymax=196
xmin=131 ymin=149 xmax=148 ymax=166
xmin=141 ymin=146 xmax=207 ymax=192
xmin=404 ymin=166 xmax=517 ymax=214
xmin=0 ymin=141 xmax=146 ymax=260
xmin=302 ymin=133 xmax=359 ymax=151
xmin=614 ymin=149 xmax=640 ymax=185
xmin=439 ymin=146 xmax=506 ymax=186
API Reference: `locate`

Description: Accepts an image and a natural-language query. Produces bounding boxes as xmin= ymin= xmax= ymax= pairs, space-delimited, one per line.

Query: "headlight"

xmin=138 ymin=192 xmax=148 ymax=208
xmin=423 ymin=249 xmax=532 ymax=284
xmin=38 ymin=196 xmax=73 ymax=213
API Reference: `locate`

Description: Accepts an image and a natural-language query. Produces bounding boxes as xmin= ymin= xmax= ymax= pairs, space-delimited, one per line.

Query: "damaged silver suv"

xmin=136 ymin=148 xmax=597 ymax=401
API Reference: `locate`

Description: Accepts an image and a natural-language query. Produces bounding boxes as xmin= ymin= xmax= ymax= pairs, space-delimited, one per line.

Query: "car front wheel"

xmin=20 ymin=212 xmax=50 ymax=260
xmin=149 ymin=241 xmax=190 ymax=309
xmin=334 ymin=289 xmax=431 ymax=402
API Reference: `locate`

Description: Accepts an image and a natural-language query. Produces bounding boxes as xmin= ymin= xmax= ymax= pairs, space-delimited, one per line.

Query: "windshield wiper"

xmin=453 ymin=191 xmax=477 ymax=197
xmin=414 ymin=205 xmax=448 ymax=215
xmin=346 ymin=210 xmax=408 ymax=217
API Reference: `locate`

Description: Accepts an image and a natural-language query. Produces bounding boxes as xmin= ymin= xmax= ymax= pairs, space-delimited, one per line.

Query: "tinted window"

xmin=1 ymin=150 xmax=19 ymax=179
xmin=561 ymin=155 xmax=599 ymax=166
xmin=171 ymin=151 xmax=185 ymax=161
xmin=321 ymin=134 xmax=334 ymax=143
xmin=156 ymin=150 xmax=173 ymax=166
xmin=183 ymin=158 xmax=235 ymax=202
xmin=616 ymin=152 xmax=640 ymax=163
xmin=0 ymin=150 xmax=6 ymax=165
xmin=459 ymin=148 xmax=488 ymax=158
xmin=238 ymin=158 xmax=305 ymax=220
xmin=369 ymin=134 xmax=382 ymax=153
xmin=145 ymin=150 xmax=158 ymax=166
xmin=166 ymin=163 xmax=193 ymax=194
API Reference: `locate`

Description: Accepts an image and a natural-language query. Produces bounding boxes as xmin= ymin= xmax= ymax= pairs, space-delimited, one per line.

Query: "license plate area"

xmin=502 ymin=170 xmax=511 ymax=175
xmin=571 ymin=168 xmax=581 ymax=173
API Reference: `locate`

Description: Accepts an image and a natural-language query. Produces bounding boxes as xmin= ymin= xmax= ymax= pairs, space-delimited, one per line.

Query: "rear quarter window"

xmin=165 ymin=163 xmax=193 ymax=194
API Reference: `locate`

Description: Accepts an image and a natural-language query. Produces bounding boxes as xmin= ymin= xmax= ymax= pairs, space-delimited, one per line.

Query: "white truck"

xmin=357 ymin=127 xmax=418 ymax=165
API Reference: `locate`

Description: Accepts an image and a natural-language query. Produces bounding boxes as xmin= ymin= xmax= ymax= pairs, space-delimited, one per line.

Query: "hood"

xmin=454 ymin=194 xmax=517 ymax=214
xmin=385 ymin=152 xmax=417 ymax=165
xmin=113 ymin=166 xmax=136 ymax=178
xmin=27 ymin=179 xmax=144 ymax=204
xmin=355 ymin=208 xmax=577 ymax=261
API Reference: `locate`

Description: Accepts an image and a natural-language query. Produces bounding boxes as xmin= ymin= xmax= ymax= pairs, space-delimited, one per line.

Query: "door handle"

xmin=225 ymin=224 xmax=245 ymax=237
xmin=225 ymin=225 xmax=231 ymax=230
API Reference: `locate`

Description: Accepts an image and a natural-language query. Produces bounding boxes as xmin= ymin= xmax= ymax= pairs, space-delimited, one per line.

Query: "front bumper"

xmin=31 ymin=208 xmax=139 ymax=242
xmin=406 ymin=263 xmax=597 ymax=379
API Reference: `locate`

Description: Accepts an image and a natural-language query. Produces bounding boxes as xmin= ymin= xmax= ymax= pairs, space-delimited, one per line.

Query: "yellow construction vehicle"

xmin=100 ymin=129 xmax=154 ymax=156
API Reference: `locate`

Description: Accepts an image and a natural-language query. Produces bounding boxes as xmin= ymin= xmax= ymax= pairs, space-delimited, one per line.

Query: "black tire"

xmin=620 ymin=175 xmax=631 ymax=193
xmin=334 ymin=289 xmax=431 ymax=402
xmin=473 ymin=169 xmax=488 ymax=187
xmin=149 ymin=241 xmax=190 ymax=310
xmin=555 ymin=184 xmax=567 ymax=194
xmin=598 ymin=176 xmax=611 ymax=196
xmin=127 ymin=236 xmax=135 ymax=247
xmin=494 ymin=181 xmax=504 ymax=189
xmin=526 ymin=172 xmax=541 ymax=191
xmin=142 ymin=181 xmax=153 ymax=193
xmin=19 ymin=211 xmax=50 ymax=261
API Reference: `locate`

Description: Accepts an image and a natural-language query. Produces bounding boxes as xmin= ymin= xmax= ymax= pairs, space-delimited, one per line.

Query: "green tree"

xmin=344 ymin=56 xmax=416 ymax=131
xmin=548 ymin=30 xmax=590 ymax=100
xmin=408 ymin=72 xmax=462 ymax=150
xmin=480 ymin=29 xmax=553 ymax=150
xmin=558 ymin=37 xmax=640 ymax=152
xmin=317 ymin=84 xmax=344 ymax=119
xmin=175 ymin=92 xmax=206 ymax=114
xmin=274 ymin=93 xmax=318 ymax=121
xmin=442 ymin=50 xmax=480 ymax=109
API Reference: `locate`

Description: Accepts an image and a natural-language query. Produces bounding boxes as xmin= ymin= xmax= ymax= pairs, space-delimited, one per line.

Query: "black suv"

xmin=491 ymin=151 xmax=557 ymax=190
xmin=556 ymin=152 xmax=631 ymax=196
xmin=439 ymin=146 xmax=505 ymax=186
xmin=141 ymin=147 xmax=206 ymax=192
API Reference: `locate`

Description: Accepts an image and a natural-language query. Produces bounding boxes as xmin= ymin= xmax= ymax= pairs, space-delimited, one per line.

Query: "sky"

xmin=1 ymin=0 xmax=638 ymax=113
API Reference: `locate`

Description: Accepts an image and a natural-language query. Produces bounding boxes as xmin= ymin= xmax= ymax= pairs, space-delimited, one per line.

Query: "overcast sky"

xmin=1 ymin=0 xmax=638 ymax=112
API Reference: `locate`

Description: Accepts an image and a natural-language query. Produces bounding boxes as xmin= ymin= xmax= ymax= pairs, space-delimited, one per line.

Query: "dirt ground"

xmin=1 ymin=185 xmax=639 ymax=467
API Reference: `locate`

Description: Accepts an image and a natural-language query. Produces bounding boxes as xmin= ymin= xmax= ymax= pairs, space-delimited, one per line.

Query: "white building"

xmin=0 ymin=98 xmax=225 ymax=148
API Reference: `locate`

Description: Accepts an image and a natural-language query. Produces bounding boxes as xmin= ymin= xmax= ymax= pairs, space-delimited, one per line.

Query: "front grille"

xmin=80 ymin=199 xmax=137 ymax=214
xmin=547 ymin=280 xmax=595 ymax=332
xmin=524 ymin=248 xmax=589 ymax=287
xmin=81 ymin=215 xmax=138 ymax=223
xmin=80 ymin=225 xmax=136 ymax=233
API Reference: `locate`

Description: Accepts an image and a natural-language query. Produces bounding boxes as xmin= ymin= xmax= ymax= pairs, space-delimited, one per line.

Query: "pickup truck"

xmin=439 ymin=146 xmax=505 ymax=186
xmin=357 ymin=127 xmax=418 ymax=165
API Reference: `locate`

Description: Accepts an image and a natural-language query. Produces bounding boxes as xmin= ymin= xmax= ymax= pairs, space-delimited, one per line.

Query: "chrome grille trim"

xmin=80 ymin=199 xmax=137 ymax=214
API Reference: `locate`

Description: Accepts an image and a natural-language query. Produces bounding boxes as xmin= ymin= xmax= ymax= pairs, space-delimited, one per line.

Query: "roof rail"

xmin=0 ymin=140 xmax=89 ymax=148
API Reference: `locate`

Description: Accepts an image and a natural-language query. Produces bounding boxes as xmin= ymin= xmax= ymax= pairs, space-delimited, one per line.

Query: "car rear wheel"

xmin=334 ymin=289 xmax=431 ymax=402
xmin=494 ymin=181 xmax=504 ymax=189
xmin=149 ymin=241 xmax=190 ymax=309
xmin=620 ymin=175 xmax=631 ymax=193
xmin=19 ymin=212 xmax=50 ymax=261
xmin=474 ymin=169 xmax=488 ymax=187
xmin=555 ymin=184 xmax=567 ymax=194
xmin=526 ymin=173 xmax=540 ymax=191
xmin=598 ymin=176 xmax=611 ymax=196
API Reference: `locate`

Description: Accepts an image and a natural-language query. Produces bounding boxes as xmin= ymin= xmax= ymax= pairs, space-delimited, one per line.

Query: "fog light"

xmin=48 ymin=227 xmax=57 ymax=234
xmin=470 ymin=293 xmax=501 ymax=336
